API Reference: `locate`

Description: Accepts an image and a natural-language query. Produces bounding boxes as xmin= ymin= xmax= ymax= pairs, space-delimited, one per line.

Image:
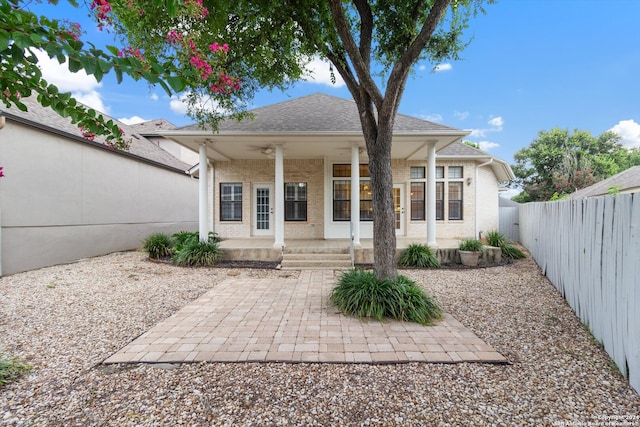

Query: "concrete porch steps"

xmin=280 ymin=251 xmax=353 ymax=270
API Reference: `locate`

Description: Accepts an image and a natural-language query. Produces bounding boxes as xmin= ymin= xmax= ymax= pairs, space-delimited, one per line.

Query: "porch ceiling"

xmin=158 ymin=131 xmax=469 ymax=162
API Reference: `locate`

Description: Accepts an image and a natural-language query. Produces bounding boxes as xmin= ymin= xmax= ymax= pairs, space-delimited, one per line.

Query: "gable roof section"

xmin=438 ymin=141 xmax=515 ymax=182
xmin=569 ymin=166 xmax=640 ymax=198
xmin=0 ymin=97 xmax=190 ymax=172
xmin=180 ymin=92 xmax=458 ymax=134
xmin=132 ymin=118 xmax=177 ymax=134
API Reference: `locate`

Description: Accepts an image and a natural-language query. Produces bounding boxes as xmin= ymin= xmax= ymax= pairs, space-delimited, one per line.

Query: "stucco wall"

xmin=476 ymin=165 xmax=500 ymax=237
xmin=0 ymin=121 xmax=198 ymax=275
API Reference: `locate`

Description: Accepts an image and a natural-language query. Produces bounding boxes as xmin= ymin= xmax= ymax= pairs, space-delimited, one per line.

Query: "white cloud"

xmin=434 ymin=63 xmax=452 ymax=72
xmin=488 ymin=116 xmax=504 ymax=127
xmin=303 ymin=57 xmax=345 ymax=87
xmin=418 ymin=65 xmax=427 ymax=71
xmin=610 ymin=119 xmax=640 ymax=148
xmin=118 ymin=115 xmax=147 ymax=125
xmin=150 ymin=93 xmax=159 ymax=101
xmin=72 ymin=90 xmax=109 ymax=114
xmin=170 ymin=95 xmax=189 ymax=114
xmin=469 ymin=115 xmax=504 ymax=138
xmin=33 ymin=50 xmax=109 ymax=113
xmin=454 ymin=110 xmax=469 ymax=120
xmin=169 ymin=93 xmax=230 ymax=116
xmin=478 ymin=141 xmax=500 ymax=151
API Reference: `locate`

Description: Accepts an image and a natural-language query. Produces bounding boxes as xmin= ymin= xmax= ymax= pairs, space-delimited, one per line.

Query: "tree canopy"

xmin=1 ymin=0 xmax=242 ymax=149
xmin=512 ymin=127 xmax=640 ymax=202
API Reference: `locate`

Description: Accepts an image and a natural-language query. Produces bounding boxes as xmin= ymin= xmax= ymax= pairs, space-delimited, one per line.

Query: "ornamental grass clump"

xmin=485 ymin=230 xmax=526 ymax=259
xmin=398 ymin=243 xmax=440 ymax=268
xmin=142 ymin=232 xmax=174 ymax=259
xmin=330 ymin=269 xmax=441 ymax=326
xmin=172 ymin=239 xmax=222 ymax=267
xmin=458 ymin=238 xmax=484 ymax=252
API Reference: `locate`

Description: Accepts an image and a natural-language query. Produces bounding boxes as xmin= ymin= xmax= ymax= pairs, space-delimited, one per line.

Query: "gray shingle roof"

xmin=179 ymin=92 xmax=459 ymax=133
xmin=132 ymin=118 xmax=177 ymax=134
xmin=438 ymin=142 xmax=489 ymax=156
xmin=1 ymin=97 xmax=190 ymax=171
xmin=569 ymin=166 xmax=640 ymax=198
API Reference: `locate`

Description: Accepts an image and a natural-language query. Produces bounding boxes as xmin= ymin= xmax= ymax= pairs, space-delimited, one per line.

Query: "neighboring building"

xmin=159 ymin=93 xmax=514 ymax=249
xmin=132 ymin=118 xmax=200 ymax=165
xmin=569 ymin=166 xmax=640 ymax=199
xmin=0 ymin=97 xmax=199 ymax=276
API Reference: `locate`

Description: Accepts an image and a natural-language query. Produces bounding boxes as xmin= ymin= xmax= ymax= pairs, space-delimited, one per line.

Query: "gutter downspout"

xmin=475 ymin=158 xmax=493 ymax=239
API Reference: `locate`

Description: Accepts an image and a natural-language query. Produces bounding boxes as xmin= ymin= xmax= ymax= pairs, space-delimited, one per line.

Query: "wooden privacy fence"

xmin=519 ymin=193 xmax=639 ymax=394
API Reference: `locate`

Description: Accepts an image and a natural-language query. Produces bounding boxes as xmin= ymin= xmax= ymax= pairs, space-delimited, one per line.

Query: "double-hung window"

xmin=285 ymin=182 xmax=307 ymax=221
xmin=448 ymin=166 xmax=464 ymax=220
xmin=220 ymin=183 xmax=242 ymax=221
xmin=410 ymin=167 xmax=425 ymax=221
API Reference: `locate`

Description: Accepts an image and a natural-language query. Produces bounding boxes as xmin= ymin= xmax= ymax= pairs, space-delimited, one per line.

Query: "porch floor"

xmin=219 ymin=237 xmax=462 ymax=251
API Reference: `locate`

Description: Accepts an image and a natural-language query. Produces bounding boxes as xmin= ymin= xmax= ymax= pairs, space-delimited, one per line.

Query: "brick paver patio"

xmin=104 ymin=270 xmax=506 ymax=365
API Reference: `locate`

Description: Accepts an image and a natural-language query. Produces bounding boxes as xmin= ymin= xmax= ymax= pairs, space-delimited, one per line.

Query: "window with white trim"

xmin=285 ymin=182 xmax=307 ymax=221
xmin=220 ymin=183 xmax=242 ymax=221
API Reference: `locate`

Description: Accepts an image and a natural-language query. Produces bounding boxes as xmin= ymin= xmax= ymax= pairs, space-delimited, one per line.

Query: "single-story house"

xmin=0 ymin=97 xmax=199 ymax=276
xmin=158 ymin=93 xmax=515 ymax=253
xmin=569 ymin=165 xmax=640 ymax=199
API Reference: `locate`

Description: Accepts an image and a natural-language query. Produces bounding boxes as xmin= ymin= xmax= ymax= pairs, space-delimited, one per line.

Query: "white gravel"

xmin=1 ymin=250 xmax=639 ymax=426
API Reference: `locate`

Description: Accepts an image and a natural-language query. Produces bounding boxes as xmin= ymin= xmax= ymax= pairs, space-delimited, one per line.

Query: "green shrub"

xmin=173 ymin=239 xmax=223 ymax=267
xmin=398 ymin=243 xmax=440 ymax=268
xmin=485 ymin=230 xmax=526 ymax=259
xmin=500 ymin=244 xmax=526 ymax=259
xmin=0 ymin=353 xmax=32 ymax=387
xmin=459 ymin=238 xmax=483 ymax=252
xmin=330 ymin=269 xmax=442 ymax=326
xmin=142 ymin=233 xmax=174 ymax=259
xmin=172 ymin=231 xmax=220 ymax=252
xmin=485 ymin=230 xmax=506 ymax=248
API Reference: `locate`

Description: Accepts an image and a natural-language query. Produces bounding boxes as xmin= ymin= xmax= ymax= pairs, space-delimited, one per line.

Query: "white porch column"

xmin=273 ymin=144 xmax=285 ymax=249
xmin=350 ymin=143 xmax=361 ymax=245
xmin=208 ymin=162 xmax=214 ymax=234
xmin=426 ymin=141 xmax=438 ymax=247
xmin=198 ymin=143 xmax=208 ymax=241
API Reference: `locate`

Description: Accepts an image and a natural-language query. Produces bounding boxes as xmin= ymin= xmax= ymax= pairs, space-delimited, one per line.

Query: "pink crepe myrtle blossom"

xmin=166 ymin=30 xmax=183 ymax=44
xmin=91 ymin=0 xmax=113 ymax=30
xmin=118 ymin=46 xmax=144 ymax=60
xmin=209 ymin=42 xmax=229 ymax=53
xmin=80 ymin=126 xmax=96 ymax=141
xmin=0 ymin=166 xmax=5 ymax=178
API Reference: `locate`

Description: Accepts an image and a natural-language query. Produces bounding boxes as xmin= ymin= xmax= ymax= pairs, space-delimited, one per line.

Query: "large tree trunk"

xmin=365 ymin=117 xmax=397 ymax=281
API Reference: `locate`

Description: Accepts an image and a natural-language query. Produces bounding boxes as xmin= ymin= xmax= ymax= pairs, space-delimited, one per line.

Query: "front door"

xmin=253 ymin=183 xmax=274 ymax=236
xmin=393 ymin=184 xmax=405 ymax=235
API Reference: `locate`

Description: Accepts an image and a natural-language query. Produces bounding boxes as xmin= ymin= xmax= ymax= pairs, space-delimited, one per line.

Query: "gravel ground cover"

xmin=1 ymin=250 xmax=638 ymax=426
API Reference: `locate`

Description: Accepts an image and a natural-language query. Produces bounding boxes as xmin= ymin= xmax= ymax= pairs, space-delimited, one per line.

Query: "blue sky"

xmin=26 ymin=0 xmax=640 ymax=167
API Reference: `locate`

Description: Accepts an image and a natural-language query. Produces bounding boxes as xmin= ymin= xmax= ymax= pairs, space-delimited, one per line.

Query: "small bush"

xmin=142 ymin=233 xmax=174 ymax=259
xmin=172 ymin=231 xmax=220 ymax=252
xmin=485 ymin=230 xmax=507 ymax=248
xmin=0 ymin=353 xmax=32 ymax=387
xmin=173 ymin=239 xmax=223 ymax=267
xmin=459 ymin=238 xmax=483 ymax=252
xmin=500 ymin=244 xmax=526 ymax=259
xmin=330 ymin=269 xmax=442 ymax=326
xmin=398 ymin=243 xmax=440 ymax=268
xmin=485 ymin=230 xmax=526 ymax=259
